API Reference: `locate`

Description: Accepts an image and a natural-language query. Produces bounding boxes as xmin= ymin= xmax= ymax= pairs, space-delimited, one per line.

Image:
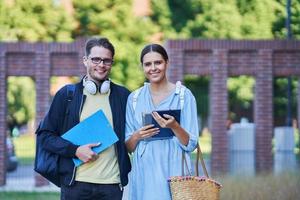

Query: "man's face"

xmin=84 ymin=46 xmax=113 ymax=84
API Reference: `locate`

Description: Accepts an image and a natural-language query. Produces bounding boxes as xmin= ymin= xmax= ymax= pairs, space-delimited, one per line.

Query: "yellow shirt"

xmin=75 ymin=88 xmax=120 ymax=184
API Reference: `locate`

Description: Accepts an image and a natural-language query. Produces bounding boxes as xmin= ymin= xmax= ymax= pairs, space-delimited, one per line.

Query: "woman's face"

xmin=142 ymin=51 xmax=168 ymax=84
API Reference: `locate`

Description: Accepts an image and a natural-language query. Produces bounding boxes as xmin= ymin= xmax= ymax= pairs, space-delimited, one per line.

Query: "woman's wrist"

xmin=170 ymin=121 xmax=180 ymax=131
xmin=132 ymin=131 xmax=141 ymax=142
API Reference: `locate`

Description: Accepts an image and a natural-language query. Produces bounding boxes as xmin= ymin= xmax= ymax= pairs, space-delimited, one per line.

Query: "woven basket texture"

xmin=169 ymin=177 xmax=221 ymax=200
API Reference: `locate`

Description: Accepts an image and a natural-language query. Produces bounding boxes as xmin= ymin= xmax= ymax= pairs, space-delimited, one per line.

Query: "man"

xmin=37 ymin=37 xmax=131 ymax=199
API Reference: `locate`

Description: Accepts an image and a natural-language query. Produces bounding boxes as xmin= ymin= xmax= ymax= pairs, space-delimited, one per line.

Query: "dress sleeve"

xmin=177 ymin=88 xmax=199 ymax=152
xmin=125 ymin=93 xmax=136 ymax=142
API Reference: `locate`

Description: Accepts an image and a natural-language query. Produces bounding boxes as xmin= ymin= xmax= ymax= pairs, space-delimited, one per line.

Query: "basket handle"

xmin=182 ymin=143 xmax=209 ymax=178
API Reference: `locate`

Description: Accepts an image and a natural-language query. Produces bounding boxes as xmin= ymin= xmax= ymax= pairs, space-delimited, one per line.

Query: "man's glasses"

xmin=89 ymin=57 xmax=113 ymax=65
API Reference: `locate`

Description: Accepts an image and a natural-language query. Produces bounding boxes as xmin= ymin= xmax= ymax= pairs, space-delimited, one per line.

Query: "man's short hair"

xmin=85 ymin=37 xmax=115 ymax=58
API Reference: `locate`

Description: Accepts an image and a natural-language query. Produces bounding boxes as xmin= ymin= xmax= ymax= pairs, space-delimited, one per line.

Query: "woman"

xmin=125 ymin=44 xmax=199 ymax=200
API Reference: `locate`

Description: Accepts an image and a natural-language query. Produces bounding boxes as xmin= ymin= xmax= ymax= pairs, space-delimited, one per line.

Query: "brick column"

xmin=210 ymin=49 xmax=229 ymax=174
xmin=0 ymin=48 xmax=7 ymax=186
xmin=34 ymin=49 xmax=51 ymax=186
xmin=255 ymin=49 xmax=273 ymax=172
xmin=165 ymin=41 xmax=184 ymax=83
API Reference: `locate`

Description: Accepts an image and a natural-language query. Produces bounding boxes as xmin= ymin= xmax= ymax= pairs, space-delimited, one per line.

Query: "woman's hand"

xmin=152 ymin=111 xmax=189 ymax=146
xmin=152 ymin=112 xmax=179 ymax=129
xmin=126 ymin=125 xmax=159 ymax=152
xmin=134 ymin=124 xmax=160 ymax=140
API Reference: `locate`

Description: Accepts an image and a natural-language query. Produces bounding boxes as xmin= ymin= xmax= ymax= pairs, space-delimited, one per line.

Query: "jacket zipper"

xmin=69 ymin=167 xmax=76 ymax=186
xmin=68 ymin=93 xmax=85 ymax=186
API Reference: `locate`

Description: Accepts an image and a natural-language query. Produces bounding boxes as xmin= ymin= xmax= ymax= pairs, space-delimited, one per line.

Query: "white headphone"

xmin=83 ymin=76 xmax=110 ymax=95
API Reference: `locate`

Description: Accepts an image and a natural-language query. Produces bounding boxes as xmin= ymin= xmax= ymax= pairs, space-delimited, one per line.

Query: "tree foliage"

xmin=273 ymin=0 xmax=300 ymax=39
xmin=184 ymin=75 xmax=210 ymax=129
xmin=7 ymin=77 xmax=36 ymax=130
xmin=238 ymin=0 xmax=281 ymax=39
xmin=228 ymin=76 xmax=255 ymax=122
xmin=274 ymin=77 xmax=298 ymax=126
xmin=0 ymin=0 xmax=75 ymax=41
xmin=183 ymin=1 xmax=242 ymax=38
xmin=150 ymin=0 xmax=298 ymax=39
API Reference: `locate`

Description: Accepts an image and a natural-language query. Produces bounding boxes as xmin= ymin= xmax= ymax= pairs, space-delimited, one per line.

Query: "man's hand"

xmin=75 ymin=143 xmax=101 ymax=163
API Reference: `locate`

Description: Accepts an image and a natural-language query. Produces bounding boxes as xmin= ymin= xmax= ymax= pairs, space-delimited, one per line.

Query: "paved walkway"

xmin=0 ymin=164 xmax=59 ymax=192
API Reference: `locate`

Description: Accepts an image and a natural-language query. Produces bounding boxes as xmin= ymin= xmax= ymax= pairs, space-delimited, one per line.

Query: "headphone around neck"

xmin=83 ymin=76 xmax=110 ymax=95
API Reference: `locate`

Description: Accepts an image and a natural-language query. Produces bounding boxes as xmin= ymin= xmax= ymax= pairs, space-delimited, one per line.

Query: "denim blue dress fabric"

xmin=125 ymin=84 xmax=199 ymax=200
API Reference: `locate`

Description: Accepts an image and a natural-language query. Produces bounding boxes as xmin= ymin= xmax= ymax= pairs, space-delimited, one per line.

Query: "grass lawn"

xmin=0 ymin=192 xmax=59 ymax=200
xmin=191 ymin=131 xmax=211 ymax=160
xmin=219 ymin=172 xmax=300 ymax=200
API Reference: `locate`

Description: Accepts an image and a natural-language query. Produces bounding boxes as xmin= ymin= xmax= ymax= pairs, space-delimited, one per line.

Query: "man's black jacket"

xmin=36 ymin=80 xmax=131 ymax=187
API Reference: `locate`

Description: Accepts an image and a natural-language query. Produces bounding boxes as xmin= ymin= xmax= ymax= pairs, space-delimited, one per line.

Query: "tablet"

xmin=142 ymin=109 xmax=181 ymax=140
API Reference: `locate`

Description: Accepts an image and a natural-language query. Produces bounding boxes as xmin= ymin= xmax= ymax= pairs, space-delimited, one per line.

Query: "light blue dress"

xmin=125 ymin=83 xmax=199 ymax=200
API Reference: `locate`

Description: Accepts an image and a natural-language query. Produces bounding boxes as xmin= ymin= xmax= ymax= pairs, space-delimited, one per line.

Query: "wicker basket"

xmin=168 ymin=144 xmax=222 ymax=200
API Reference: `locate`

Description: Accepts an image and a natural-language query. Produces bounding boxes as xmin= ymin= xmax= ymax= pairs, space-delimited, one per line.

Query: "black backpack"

xmin=34 ymin=84 xmax=75 ymax=187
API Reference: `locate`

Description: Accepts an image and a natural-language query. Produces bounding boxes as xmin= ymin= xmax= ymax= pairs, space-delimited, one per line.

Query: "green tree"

xmin=150 ymin=0 xmax=204 ymax=39
xmin=184 ymin=76 xmax=210 ymax=129
xmin=7 ymin=77 xmax=36 ymax=130
xmin=183 ymin=1 xmax=242 ymax=38
xmin=273 ymin=0 xmax=300 ymax=39
xmin=168 ymin=0 xmax=203 ymax=33
xmin=0 ymin=0 xmax=75 ymax=41
xmin=228 ymin=76 xmax=255 ymax=122
xmin=274 ymin=77 xmax=298 ymax=126
xmin=237 ymin=0 xmax=281 ymax=39
xmin=151 ymin=0 xmax=242 ymax=39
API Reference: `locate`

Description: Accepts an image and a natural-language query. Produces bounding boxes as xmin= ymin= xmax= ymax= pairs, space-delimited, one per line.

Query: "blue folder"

xmin=142 ymin=109 xmax=181 ymax=140
xmin=62 ymin=109 xmax=119 ymax=167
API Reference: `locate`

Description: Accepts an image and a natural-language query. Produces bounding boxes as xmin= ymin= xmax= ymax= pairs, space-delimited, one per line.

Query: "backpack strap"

xmin=132 ymin=87 xmax=143 ymax=112
xmin=65 ymin=84 xmax=75 ymax=116
xmin=176 ymin=81 xmax=185 ymax=110
xmin=133 ymin=82 xmax=150 ymax=111
xmin=66 ymin=84 xmax=75 ymax=102
xmin=179 ymin=86 xmax=185 ymax=110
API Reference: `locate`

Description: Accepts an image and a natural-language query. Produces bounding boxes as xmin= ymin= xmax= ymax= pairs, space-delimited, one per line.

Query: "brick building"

xmin=0 ymin=39 xmax=300 ymax=186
